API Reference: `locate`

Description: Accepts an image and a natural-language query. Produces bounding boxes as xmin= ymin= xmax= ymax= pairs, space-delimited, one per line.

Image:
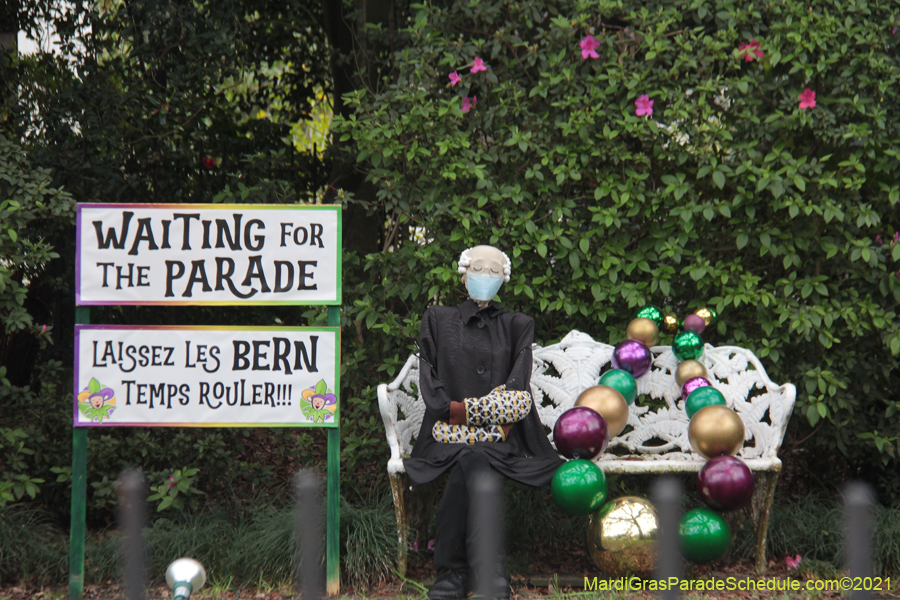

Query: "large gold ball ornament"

xmin=662 ymin=314 xmax=679 ymax=334
xmin=694 ymin=307 xmax=718 ymax=327
xmin=688 ymin=405 xmax=745 ymax=459
xmin=587 ymin=496 xmax=658 ymax=577
xmin=626 ymin=318 xmax=660 ymax=347
xmin=675 ymin=360 xmax=709 ymax=388
xmin=576 ymin=386 xmax=630 ymax=438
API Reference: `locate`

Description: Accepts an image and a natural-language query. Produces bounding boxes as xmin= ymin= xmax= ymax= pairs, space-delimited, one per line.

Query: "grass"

xmin=1 ymin=490 xmax=898 ymax=592
xmin=0 ymin=504 xmax=68 ymax=585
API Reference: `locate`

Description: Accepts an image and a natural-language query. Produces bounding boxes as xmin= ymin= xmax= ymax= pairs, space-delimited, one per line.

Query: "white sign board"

xmin=76 ymin=204 xmax=341 ymax=305
xmin=74 ymin=326 xmax=340 ymax=427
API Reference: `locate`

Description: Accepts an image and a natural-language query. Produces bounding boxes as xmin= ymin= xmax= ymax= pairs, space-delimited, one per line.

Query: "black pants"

xmin=434 ymin=451 xmax=505 ymax=574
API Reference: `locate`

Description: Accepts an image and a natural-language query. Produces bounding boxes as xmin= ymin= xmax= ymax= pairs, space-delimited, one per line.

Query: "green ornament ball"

xmin=635 ymin=305 xmax=663 ymax=328
xmin=598 ymin=369 xmax=638 ymax=406
xmin=685 ymin=387 xmax=727 ymax=419
xmin=679 ymin=508 xmax=732 ymax=564
xmin=551 ymin=459 xmax=609 ymax=516
xmin=673 ymin=331 xmax=704 ymax=362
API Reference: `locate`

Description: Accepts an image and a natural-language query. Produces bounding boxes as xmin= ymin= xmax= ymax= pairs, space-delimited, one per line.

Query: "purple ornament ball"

xmin=681 ymin=377 xmax=711 ymax=402
xmin=611 ymin=339 xmax=652 ymax=378
xmin=684 ymin=314 xmax=706 ymax=334
xmin=553 ymin=407 xmax=610 ymax=460
xmin=697 ymin=455 xmax=755 ymax=511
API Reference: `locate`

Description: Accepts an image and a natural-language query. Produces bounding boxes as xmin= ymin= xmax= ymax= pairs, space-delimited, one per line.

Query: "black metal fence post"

xmin=296 ymin=470 xmax=323 ymax=600
xmin=472 ymin=473 xmax=503 ymax=600
xmin=843 ymin=482 xmax=875 ymax=600
xmin=118 ymin=469 xmax=147 ymax=600
xmin=652 ymin=476 xmax=683 ymax=600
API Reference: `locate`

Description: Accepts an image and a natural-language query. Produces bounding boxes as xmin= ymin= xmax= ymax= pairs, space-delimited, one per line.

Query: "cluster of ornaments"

xmin=549 ymin=303 xmax=683 ymax=515
xmin=666 ymin=307 xmax=755 ymax=566
xmin=548 ymin=304 xmax=756 ymax=570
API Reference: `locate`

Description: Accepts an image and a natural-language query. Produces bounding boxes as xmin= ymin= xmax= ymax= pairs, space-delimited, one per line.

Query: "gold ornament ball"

xmin=688 ymin=404 xmax=745 ymax=459
xmin=694 ymin=307 xmax=717 ymax=327
xmin=662 ymin=314 xmax=679 ymax=334
xmin=675 ymin=360 xmax=709 ymax=388
xmin=576 ymin=386 xmax=630 ymax=438
xmin=626 ymin=318 xmax=660 ymax=347
xmin=587 ymin=496 xmax=658 ymax=577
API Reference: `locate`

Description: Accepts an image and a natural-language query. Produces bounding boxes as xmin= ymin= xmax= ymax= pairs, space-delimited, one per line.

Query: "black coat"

xmin=404 ymin=300 xmax=564 ymax=487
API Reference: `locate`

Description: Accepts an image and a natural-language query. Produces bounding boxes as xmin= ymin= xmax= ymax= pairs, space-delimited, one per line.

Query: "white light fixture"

xmin=165 ymin=558 xmax=207 ymax=600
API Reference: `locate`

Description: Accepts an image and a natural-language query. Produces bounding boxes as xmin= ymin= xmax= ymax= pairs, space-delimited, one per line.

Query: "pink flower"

xmin=427 ymin=538 xmax=435 ymax=551
xmin=201 ymin=157 xmax=216 ymax=170
xmin=799 ymin=88 xmax=816 ymax=109
xmin=785 ymin=554 xmax=802 ymax=569
xmin=448 ymin=71 xmax=460 ymax=86
xmin=894 ymin=232 xmax=898 ymax=244
xmin=470 ymin=57 xmax=487 ymax=73
xmin=876 ymin=235 xmax=883 ymax=244
xmin=461 ymin=96 xmax=477 ymax=113
xmin=738 ymin=40 xmax=764 ymax=62
xmin=580 ymin=35 xmax=600 ymax=59
xmin=634 ymin=94 xmax=653 ymax=117
xmin=41 ymin=325 xmax=47 ymax=333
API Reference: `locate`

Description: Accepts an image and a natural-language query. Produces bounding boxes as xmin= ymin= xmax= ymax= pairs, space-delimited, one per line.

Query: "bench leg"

xmin=389 ymin=473 xmax=409 ymax=577
xmin=752 ymin=471 xmax=779 ymax=574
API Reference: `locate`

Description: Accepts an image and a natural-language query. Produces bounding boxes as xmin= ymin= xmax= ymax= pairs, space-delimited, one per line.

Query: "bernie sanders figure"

xmin=404 ymin=245 xmax=563 ymax=600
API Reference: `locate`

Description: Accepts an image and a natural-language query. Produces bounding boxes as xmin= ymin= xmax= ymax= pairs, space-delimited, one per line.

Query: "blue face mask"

xmin=466 ymin=273 xmax=504 ymax=301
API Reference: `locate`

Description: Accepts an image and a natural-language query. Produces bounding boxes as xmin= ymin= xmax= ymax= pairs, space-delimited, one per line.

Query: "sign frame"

xmin=69 ymin=203 xmax=343 ymax=599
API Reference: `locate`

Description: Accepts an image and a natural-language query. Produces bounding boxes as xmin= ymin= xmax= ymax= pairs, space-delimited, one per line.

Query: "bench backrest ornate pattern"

xmin=378 ymin=330 xmax=796 ymax=474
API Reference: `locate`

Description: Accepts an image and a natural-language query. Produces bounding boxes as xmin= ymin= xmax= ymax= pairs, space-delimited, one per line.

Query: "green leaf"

xmin=806 ymin=404 xmax=820 ymax=427
xmin=736 ymin=234 xmax=748 ymax=249
xmin=712 ymin=170 xmax=725 ymax=189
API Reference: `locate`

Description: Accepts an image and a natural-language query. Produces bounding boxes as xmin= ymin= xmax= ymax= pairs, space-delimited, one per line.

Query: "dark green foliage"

xmin=334 ymin=0 xmax=900 ymax=500
xmin=11 ymin=0 xmax=330 ymax=206
xmin=731 ymin=494 xmax=900 ymax=576
xmin=0 ymin=505 xmax=67 ymax=585
xmin=341 ymin=494 xmax=399 ymax=591
xmin=0 ymin=493 xmax=399 ymax=589
xmin=1 ymin=0 xmax=335 ymax=521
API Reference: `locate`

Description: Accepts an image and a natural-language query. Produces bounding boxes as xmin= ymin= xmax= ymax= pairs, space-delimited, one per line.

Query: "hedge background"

xmin=334 ymin=0 xmax=900 ymax=502
xmin=1 ymin=0 xmax=899 ymax=526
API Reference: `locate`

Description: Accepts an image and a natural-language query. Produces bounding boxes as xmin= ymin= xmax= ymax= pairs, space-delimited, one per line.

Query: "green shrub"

xmin=334 ymin=0 xmax=900 ymax=500
xmin=0 ymin=134 xmax=75 ymax=508
xmin=0 ymin=504 xmax=67 ymax=586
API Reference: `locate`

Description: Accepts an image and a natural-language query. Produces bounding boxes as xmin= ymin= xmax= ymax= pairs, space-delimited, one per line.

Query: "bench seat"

xmin=378 ymin=330 xmax=796 ymax=576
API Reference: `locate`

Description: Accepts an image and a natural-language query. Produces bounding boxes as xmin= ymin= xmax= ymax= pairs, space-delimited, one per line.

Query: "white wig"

xmin=457 ymin=246 xmax=511 ymax=282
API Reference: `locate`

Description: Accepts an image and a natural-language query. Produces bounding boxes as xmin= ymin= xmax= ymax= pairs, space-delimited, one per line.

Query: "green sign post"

xmin=70 ymin=204 xmax=342 ymax=598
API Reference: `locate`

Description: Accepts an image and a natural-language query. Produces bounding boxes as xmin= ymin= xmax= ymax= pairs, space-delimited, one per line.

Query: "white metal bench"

xmin=378 ymin=330 xmax=796 ymax=575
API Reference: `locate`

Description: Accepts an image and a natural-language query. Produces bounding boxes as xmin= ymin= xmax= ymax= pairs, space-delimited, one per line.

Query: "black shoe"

xmin=427 ymin=570 xmax=470 ymax=600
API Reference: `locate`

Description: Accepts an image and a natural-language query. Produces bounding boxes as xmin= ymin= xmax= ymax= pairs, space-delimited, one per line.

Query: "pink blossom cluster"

xmin=447 ymin=57 xmax=488 ymax=113
xmin=575 ymin=35 xmax=821 ymax=115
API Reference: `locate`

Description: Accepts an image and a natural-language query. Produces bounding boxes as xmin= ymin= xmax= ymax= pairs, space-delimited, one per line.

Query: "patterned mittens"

xmin=433 ymin=385 xmax=533 ymax=444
